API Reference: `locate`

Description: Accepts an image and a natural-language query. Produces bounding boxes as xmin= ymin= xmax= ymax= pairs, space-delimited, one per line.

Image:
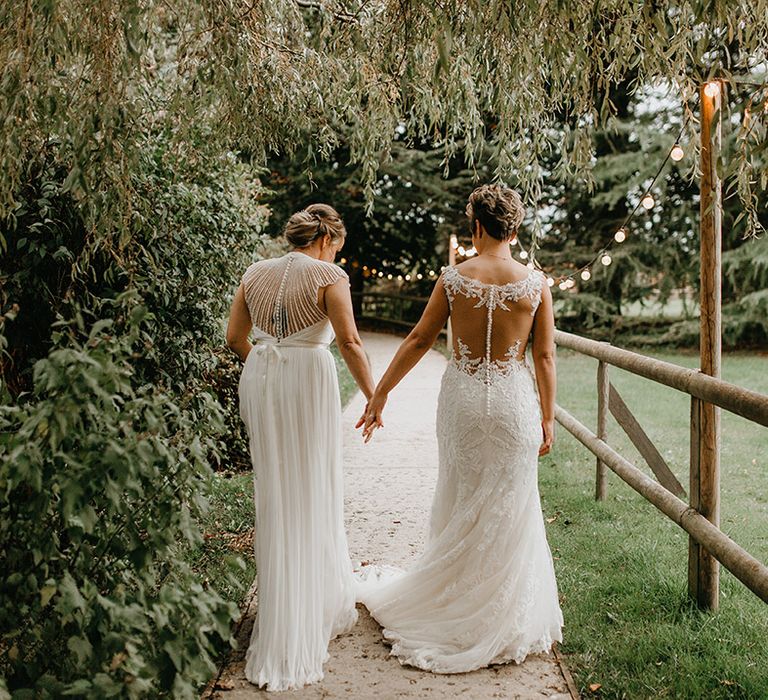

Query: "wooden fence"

xmin=553 ymin=330 xmax=768 ymax=608
xmin=353 ymin=291 xmax=768 ymax=608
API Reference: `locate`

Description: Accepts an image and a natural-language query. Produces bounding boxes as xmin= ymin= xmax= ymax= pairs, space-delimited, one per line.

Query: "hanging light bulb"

xmin=547 ymin=277 xmax=555 ymax=287
xmin=526 ymin=262 xmax=535 ymax=269
xmin=340 ymin=257 xmax=347 ymax=264
xmin=397 ymin=275 xmax=403 ymax=281
xmin=670 ymin=144 xmax=684 ymax=162
xmin=466 ymin=247 xmax=477 ymax=256
xmin=457 ymin=245 xmax=466 ymax=256
xmin=519 ymin=250 xmax=529 ymax=260
xmin=581 ymin=269 xmax=591 ymax=281
xmin=565 ymin=278 xmax=576 ymax=289
xmin=417 ymin=273 xmax=423 ymax=280
xmin=510 ymin=238 xmax=518 ymax=246
xmin=378 ymin=271 xmax=384 ymax=277
xmin=405 ymin=274 xmax=411 ymax=281
xmin=704 ymin=81 xmax=720 ymax=98
xmin=641 ymin=194 xmax=655 ymax=210
xmin=614 ymin=227 xmax=627 ymax=243
xmin=387 ymin=273 xmax=393 ymax=280
xmin=450 ymin=234 xmax=459 ymax=250
xmin=601 ymin=254 xmax=612 ymax=266
xmin=558 ymin=281 xmax=568 ymax=291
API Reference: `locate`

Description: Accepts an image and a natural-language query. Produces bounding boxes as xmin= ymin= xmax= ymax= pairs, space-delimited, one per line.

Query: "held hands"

xmin=539 ymin=418 xmax=555 ymax=457
xmin=355 ymin=391 xmax=387 ymax=443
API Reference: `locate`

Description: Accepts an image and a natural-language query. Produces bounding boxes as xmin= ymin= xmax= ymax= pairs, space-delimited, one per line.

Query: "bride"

xmin=358 ymin=184 xmax=564 ymax=673
xmin=226 ymin=204 xmax=376 ymax=691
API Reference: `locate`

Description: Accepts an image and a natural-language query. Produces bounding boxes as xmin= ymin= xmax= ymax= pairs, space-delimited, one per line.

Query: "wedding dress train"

xmin=238 ymin=252 xmax=357 ymax=691
xmin=357 ymin=265 xmax=563 ymax=673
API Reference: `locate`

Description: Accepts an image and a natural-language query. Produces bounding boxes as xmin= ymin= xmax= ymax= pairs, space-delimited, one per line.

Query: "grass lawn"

xmin=542 ymin=349 xmax=768 ymax=699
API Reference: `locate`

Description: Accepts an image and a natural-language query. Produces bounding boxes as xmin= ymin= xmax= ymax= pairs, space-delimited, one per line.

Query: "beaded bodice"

xmin=241 ymin=252 xmax=348 ymax=340
xmin=442 ymin=265 xmax=544 ymax=413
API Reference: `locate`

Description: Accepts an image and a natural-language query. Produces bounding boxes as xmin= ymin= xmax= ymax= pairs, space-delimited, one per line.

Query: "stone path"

xmin=205 ymin=332 xmax=576 ymax=700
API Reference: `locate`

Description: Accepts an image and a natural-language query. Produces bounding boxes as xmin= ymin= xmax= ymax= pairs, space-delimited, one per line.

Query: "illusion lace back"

xmin=238 ymin=251 xmax=357 ymax=691
xmin=356 ymin=264 xmax=563 ymax=673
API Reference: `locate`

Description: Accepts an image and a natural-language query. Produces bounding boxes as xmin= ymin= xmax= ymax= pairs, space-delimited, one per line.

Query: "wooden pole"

xmin=596 ymin=361 xmax=609 ymax=500
xmin=690 ymin=81 xmax=723 ymax=611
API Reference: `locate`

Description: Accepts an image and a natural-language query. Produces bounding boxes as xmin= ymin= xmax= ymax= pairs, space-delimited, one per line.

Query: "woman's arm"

xmin=325 ymin=278 xmax=376 ymax=401
xmin=360 ymin=277 xmax=450 ymax=441
xmin=226 ymin=284 xmax=253 ymax=362
xmin=531 ymin=283 xmax=556 ymax=456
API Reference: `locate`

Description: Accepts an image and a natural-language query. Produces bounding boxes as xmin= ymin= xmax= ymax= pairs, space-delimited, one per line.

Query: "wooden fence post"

xmin=596 ymin=360 xmax=609 ymax=500
xmin=689 ymin=81 xmax=723 ymax=611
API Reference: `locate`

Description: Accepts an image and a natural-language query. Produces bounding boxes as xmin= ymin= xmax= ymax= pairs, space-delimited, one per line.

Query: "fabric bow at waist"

xmin=251 ymin=338 xmax=328 ymax=365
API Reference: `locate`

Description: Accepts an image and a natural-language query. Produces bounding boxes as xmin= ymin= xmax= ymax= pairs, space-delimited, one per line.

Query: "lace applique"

xmin=442 ymin=266 xmax=544 ymax=316
xmin=452 ymin=338 xmax=526 ymax=384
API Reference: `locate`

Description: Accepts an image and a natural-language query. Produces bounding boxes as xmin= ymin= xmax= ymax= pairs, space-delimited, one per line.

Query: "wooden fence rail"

xmin=554 ymin=329 xmax=768 ymax=609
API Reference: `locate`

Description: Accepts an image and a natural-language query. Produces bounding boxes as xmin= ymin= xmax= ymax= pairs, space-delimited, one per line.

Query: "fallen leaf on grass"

xmin=589 ymin=683 xmax=602 ymax=693
xmin=214 ymin=679 xmax=235 ymax=690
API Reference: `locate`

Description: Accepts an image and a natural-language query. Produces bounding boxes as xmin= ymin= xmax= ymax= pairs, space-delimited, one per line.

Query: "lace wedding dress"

xmin=357 ymin=265 xmax=563 ymax=673
xmin=238 ymin=251 xmax=358 ymax=691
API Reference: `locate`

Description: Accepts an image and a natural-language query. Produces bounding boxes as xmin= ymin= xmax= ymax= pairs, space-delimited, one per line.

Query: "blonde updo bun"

xmin=283 ymin=203 xmax=346 ymax=248
xmin=467 ymin=184 xmax=525 ymax=241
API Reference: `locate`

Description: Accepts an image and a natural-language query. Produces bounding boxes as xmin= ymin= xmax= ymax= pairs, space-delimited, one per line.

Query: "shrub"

xmin=0 ymin=313 xmax=237 ymax=698
xmin=0 ymin=127 xmax=270 ymax=694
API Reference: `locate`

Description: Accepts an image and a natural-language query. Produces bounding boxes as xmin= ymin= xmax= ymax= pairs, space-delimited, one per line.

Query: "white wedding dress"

xmin=357 ymin=265 xmax=563 ymax=673
xmin=238 ymin=251 xmax=358 ymax=691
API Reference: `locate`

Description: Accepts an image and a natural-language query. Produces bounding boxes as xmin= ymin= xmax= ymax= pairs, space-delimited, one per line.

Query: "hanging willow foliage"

xmin=1 ymin=0 xmax=767 ymax=243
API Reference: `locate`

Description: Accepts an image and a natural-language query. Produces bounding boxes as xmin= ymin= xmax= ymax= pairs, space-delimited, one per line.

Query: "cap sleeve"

xmin=241 ymin=261 xmax=259 ymax=286
xmin=307 ymin=261 xmax=349 ymax=289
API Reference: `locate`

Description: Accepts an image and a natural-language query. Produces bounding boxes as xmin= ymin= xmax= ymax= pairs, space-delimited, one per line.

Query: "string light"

xmin=387 ymin=273 xmax=393 ymax=280
xmin=397 ymin=275 xmax=403 ymax=281
xmin=366 ymin=100 xmax=707 ymax=292
xmin=704 ymin=81 xmax=721 ymax=98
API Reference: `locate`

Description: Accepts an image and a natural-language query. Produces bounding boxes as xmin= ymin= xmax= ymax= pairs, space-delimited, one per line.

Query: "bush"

xmin=0 ymin=127 xmax=271 ymax=694
xmin=0 ymin=313 xmax=238 ymax=698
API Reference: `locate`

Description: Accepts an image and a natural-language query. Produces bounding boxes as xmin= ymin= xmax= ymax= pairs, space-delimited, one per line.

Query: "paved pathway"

xmin=206 ymin=333 xmax=575 ymax=700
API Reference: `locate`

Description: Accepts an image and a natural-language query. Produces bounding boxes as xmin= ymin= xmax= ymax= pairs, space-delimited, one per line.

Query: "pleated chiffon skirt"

xmin=239 ymin=342 xmax=357 ymax=691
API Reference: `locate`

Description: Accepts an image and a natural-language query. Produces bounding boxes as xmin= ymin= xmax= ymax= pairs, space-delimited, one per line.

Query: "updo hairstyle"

xmin=467 ymin=184 xmax=525 ymax=241
xmin=283 ymin=203 xmax=346 ymax=248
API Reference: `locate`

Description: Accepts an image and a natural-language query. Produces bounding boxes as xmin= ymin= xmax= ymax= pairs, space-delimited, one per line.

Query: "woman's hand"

xmin=356 ymin=391 xmax=387 ymax=443
xmin=539 ymin=418 xmax=555 ymax=456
